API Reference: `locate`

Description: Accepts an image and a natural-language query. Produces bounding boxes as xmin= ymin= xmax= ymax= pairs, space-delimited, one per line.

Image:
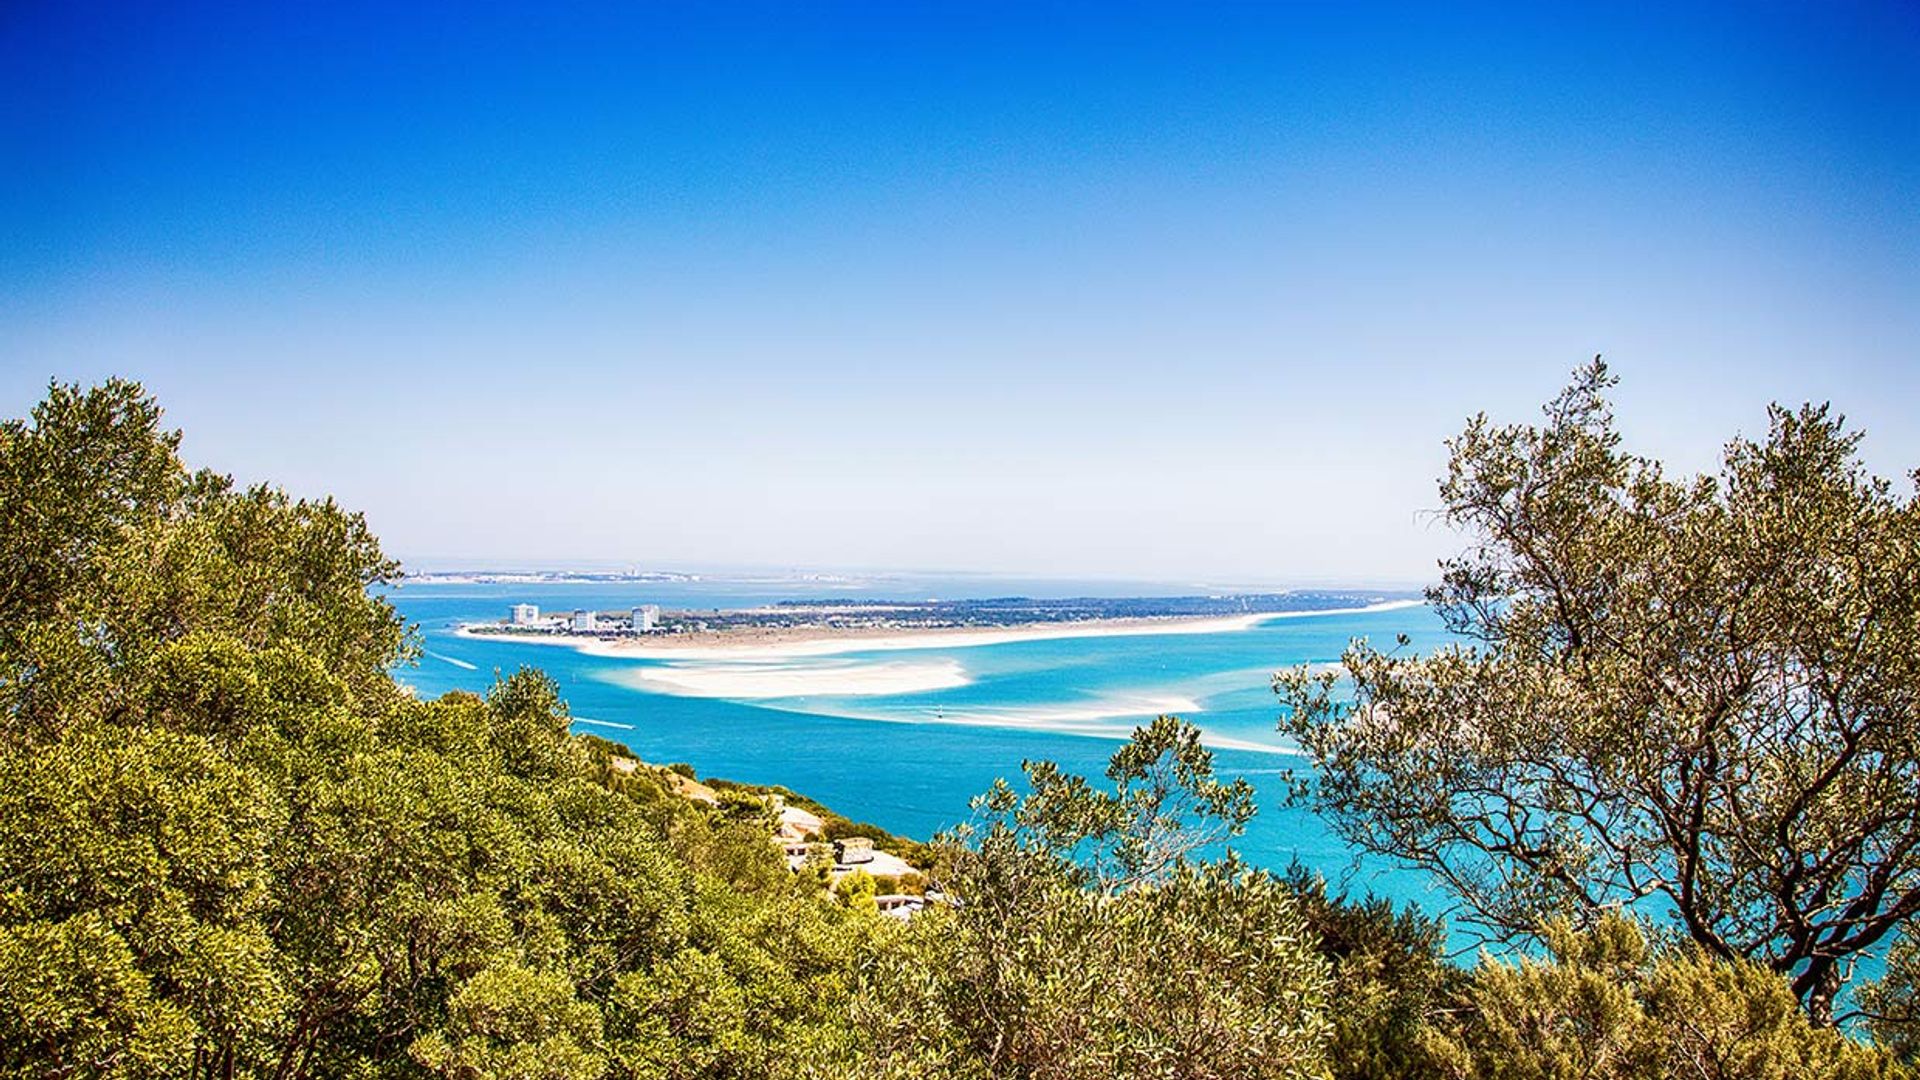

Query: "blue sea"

xmin=386 ymin=573 xmax=1453 ymax=913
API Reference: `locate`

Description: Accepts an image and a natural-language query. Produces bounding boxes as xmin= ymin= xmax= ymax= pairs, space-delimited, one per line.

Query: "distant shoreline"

xmin=455 ymin=599 xmax=1424 ymax=660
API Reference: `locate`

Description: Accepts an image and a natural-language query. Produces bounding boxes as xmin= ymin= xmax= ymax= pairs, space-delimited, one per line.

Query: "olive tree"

xmin=1862 ymin=932 xmax=1920 ymax=1064
xmin=1277 ymin=360 xmax=1920 ymax=1023
xmin=859 ymin=716 xmax=1332 ymax=1079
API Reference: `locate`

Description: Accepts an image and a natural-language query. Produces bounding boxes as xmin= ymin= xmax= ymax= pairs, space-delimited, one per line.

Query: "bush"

xmin=858 ymin=719 xmax=1332 ymax=1080
xmin=579 ymin=732 xmax=638 ymax=762
xmin=1284 ymin=865 xmax=1459 ymax=1080
xmin=1863 ymin=933 xmax=1920 ymax=1065
xmin=1419 ymin=915 xmax=1897 ymax=1080
xmin=824 ymin=819 xmax=894 ymax=844
xmin=834 ymin=870 xmax=878 ymax=914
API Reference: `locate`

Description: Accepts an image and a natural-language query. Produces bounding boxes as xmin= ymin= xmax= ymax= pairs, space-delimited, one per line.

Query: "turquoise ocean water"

xmin=387 ymin=575 xmax=1452 ymax=911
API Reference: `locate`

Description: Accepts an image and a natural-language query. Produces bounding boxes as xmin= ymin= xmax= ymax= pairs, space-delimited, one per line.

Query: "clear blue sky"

xmin=2 ymin=2 xmax=1915 ymax=583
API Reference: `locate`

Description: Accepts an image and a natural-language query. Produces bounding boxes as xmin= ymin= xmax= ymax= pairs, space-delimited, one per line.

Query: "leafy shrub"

xmin=1284 ymin=865 xmax=1460 ymax=1080
xmin=1863 ymin=933 xmax=1920 ymax=1066
xmin=1419 ymin=916 xmax=1897 ymax=1080
xmin=860 ymin=718 xmax=1333 ymax=1080
xmin=835 ymin=870 xmax=879 ymax=914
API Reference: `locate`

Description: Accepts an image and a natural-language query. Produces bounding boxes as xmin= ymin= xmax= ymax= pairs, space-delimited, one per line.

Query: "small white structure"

xmin=875 ymin=894 xmax=929 ymax=921
xmin=776 ymin=804 xmax=824 ymax=842
xmin=832 ymin=837 xmax=876 ymax=865
xmin=830 ymin=847 xmax=918 ymax=881
xmin=572 ymin=609 xmax=597 ymax=632
xmin=510 ymin=603 xmax=539 ymax=626
xmin=632 ymin=604 xmax=660 ymax=632
xmin=775 ymin=803 xmax=828 ymax=871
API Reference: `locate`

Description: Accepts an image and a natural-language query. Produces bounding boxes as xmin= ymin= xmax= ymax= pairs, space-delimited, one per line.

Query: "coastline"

xmin=454 ymin=599 xmax=1424 ymax=661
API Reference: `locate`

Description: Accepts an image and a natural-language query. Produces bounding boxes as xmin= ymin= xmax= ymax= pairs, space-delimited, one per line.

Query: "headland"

xmin=457 ymin=592 xmax=1425 ymax=659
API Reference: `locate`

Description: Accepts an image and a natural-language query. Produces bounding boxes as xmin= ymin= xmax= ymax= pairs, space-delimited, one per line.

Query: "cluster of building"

xmin=506 ymin=603 xmax=661 ymax=634
xmin=584 ymin=742 xmax=937 ymax=920
xmin=771 ymin=799 xmax=933 ymax=921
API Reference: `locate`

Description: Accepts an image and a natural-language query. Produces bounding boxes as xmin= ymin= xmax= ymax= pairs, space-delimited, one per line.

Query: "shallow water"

xmin=387 ymin=574 xmax=1455 ymax=912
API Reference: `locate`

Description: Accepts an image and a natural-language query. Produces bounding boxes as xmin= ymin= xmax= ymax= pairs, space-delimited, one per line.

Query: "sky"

xmin=2 ymin=2 xmax=1916 ymax=585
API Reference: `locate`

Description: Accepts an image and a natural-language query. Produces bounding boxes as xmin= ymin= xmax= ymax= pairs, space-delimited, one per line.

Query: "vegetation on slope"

xmin=2 ymin=375 xmax=1913 ymax=1078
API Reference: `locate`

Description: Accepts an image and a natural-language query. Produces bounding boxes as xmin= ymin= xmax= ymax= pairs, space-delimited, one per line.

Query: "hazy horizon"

xmin=392 ymin=557 xmax=1433 ymax=594
xmin=5 ymin=3 xmax=1916 ymax=581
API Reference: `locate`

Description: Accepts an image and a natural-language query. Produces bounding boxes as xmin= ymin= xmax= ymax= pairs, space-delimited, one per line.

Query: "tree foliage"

xmin=858 ymin=716 xmax=1331 ymax=1080
xmin=1282 ymin=867 xmax=1461 ymax=1080
xmin=1278 ymin=359 xmax=1920 ymax=1022
xmin=1863 ymin=932 xmax=1920 ymax=1065
xmin=0 ymin=381 xmax=873 ymax=1079
xmin=1419 ymin=915 xmax=1893 ymax=1080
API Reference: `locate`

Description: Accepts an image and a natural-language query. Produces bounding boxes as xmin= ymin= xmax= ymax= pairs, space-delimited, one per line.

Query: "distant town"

xmin=480 ymin=601 xmax=668 ymax=636
xmin=461 ymin=590 xmax=1422 ymax=640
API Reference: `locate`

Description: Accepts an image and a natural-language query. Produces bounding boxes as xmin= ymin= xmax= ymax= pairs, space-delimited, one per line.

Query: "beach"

xmin=456 ymin=599 xmax=1424 ymax=661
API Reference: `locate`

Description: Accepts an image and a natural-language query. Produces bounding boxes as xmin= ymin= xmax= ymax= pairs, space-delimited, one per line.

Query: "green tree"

xmin=411 ymin=962 xmax=606 ymax=1080
xmin=0 ymin=913 xmax=196 ymax=1078
xmin=861 ymin=716 xmax=1331 ymax=1079
xmin=1862 ymin=932 xmax=1920 ymax=1065
xmin=0 ymin=381 xmax=873 ymax=1077
xmin=835 ymin=870 xmax=879 ymax=914
xmin=1283 ymin=866 xmax=1461 ymax=1080
xmin=0 ymin=378 xmax=408 ymax=748
xmin=1277 ymin=360 xmax=1920 ymax=1023
xmin=1419 ymin=915 xmax=1894 ymax=1080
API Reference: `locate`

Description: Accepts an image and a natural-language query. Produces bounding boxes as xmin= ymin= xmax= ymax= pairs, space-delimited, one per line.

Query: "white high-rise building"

xmin=510 ymin=603 xmax=539 ymax=626
xmin=572 ymin=609 xmax=597 ymax=632
xmin=632 ymin=605 xmax=660 ymax=632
